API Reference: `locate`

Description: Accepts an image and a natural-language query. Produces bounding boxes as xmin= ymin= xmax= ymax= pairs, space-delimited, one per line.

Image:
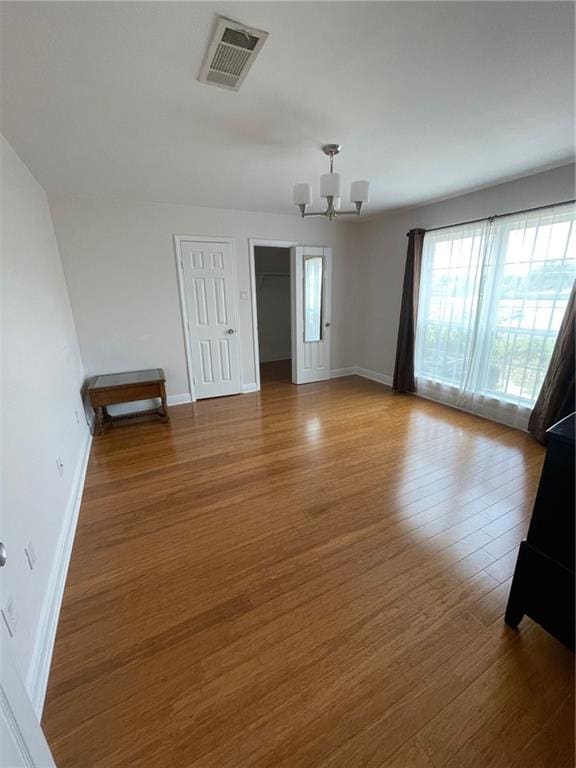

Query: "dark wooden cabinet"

xmin=505 ymin=412 xmax=575 ymax=650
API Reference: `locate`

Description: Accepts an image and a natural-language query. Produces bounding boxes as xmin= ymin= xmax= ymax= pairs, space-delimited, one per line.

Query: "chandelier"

xmin=293 ymin=144 xmax=370 ymax=221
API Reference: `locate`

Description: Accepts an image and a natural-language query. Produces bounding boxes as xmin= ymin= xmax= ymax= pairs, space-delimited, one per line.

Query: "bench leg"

xmin=160 ymin=382 xmax=169 ymax=423
xmin=94 ymin=406 xmax=105 ymax=435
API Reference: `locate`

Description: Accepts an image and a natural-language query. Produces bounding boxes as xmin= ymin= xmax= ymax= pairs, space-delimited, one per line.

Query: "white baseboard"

xmin=167 ymin=377 xmax=392 ymax=397
xmin=167 ymin=393 xmax=192 ymax=406
xmin=171 ymin=387 xmax=260 ymax=398
xmin=107 ymin=393 xmax=192 ymax=415
xmin=330 ymin=366 xmax=393 ymax=387
xmin=168 ymin=387 xmax=260 ymax=399
xmin=356 ymin=367 xmax=393 ymax=387
xmin=26 ymin=430 xmax=92 ymax=718
xmin=107 ymin=400 xmax=157 ymax=415
xmin=329 ymin=367 xmax=357 ymax=378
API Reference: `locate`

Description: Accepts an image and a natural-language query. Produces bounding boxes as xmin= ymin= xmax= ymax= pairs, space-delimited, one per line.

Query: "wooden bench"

xmin=87 ymin=368 xmax=169 ymax=434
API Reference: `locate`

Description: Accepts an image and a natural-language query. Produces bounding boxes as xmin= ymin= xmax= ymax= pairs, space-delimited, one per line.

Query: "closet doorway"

xmin=250 ymin=240 xmax=296 ymax=387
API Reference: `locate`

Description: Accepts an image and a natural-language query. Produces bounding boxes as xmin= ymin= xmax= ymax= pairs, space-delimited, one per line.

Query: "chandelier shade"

xmin=351 ymin=180 xmax=370 ymax=204
xmin=293 ymin=183 xmax=313 ymax=206
xmin=320 ymin=172 xmax=342 ymax=199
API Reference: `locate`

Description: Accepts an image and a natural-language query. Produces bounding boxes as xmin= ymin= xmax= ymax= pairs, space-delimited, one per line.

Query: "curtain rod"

xmin=407 ymin=198 xmax=576 ymax=236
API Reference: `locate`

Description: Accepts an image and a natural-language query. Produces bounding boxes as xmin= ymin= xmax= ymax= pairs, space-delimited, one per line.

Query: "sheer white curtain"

xmin=414 ymin=204 xmax=576 ymax=429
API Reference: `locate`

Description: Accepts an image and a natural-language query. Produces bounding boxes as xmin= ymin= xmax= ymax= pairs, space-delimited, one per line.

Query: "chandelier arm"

xmin=299 ymin=207 xmax=363 ymax=219
xmin=333 ymin=209 xmax=363 ymax=216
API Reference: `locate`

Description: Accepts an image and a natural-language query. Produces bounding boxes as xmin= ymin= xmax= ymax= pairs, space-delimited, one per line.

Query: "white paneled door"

xmin=179 ymin=240 xmax=242 ymax=399
xmin=291 ymin=246 xmax=332 ymax=384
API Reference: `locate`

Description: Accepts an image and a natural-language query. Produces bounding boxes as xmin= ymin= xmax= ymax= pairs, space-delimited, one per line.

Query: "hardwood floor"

xmin=42 ymin=375 xmax=574 ymax=768
xmin=260 ymin=358 xmax=292 ymax=383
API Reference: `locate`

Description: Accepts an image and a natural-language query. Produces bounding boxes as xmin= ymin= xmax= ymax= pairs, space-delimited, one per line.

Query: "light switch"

xmin=240 ymin=290 xmax=249 ymax=300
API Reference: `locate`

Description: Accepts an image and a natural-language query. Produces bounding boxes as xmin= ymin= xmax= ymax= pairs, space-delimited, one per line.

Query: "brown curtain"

xmin=528 ymin=280 xmax=576 ymax=444
xmin=393 ymin=228 xmax=425 ymax=392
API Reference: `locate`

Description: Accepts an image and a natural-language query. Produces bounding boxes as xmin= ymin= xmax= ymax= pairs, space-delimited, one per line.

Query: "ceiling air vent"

xmin=198 ymin=17 xmax=269 ymax=92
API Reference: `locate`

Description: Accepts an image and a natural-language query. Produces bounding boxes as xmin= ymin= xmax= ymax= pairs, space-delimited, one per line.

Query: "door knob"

xmin=0 ymin=542 xmax=6 ymax=567
xmin=325 ymin=322 xmax=331 ymax=327
xmin=226 ymin=328 xmax=236 ymax=334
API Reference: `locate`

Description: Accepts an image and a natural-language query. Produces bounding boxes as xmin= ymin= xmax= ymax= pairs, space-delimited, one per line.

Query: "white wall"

xmin=255 ymin=247 xmax=291 ymax=363
xmin=49 ymin=197 xmax=356 ymax=397
xmin=0 ymin=136 xmax=89 ymax=702
xmin=352 ymin=163 xmax=575 ymax=378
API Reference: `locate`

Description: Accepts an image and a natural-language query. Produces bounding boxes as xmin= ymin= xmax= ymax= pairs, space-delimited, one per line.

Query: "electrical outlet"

xmin=1 ymin=595 xmax=17 ymax=637
xmin=74 ymin=409 xmax=80 ymax=425
xmin=56 ymin=456 xmax=64 ymax=477
xmin=24 ymin=541 xmax=36 ymax=571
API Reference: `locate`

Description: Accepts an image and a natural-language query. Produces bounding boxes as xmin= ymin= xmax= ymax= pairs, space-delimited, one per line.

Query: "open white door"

xmin=291 ymin=246 xmax=332 ymax=384
xmin=0 ymin=649 xmax=56 ymax=767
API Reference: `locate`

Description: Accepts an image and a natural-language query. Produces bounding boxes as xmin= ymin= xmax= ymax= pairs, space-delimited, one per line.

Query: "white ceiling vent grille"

xmin=198 ymin=17 xmax=269 ymax=92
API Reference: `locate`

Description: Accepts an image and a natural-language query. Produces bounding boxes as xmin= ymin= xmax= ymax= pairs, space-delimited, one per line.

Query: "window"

xmin=414 ymin=204 xmax=576 ymax=427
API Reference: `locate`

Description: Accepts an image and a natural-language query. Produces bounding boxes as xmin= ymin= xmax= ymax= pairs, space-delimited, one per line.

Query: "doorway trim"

xmin=174 ymin=234 xmax=239 ymax=402
xmin=248 ymin=238 xmax=298 ymax=391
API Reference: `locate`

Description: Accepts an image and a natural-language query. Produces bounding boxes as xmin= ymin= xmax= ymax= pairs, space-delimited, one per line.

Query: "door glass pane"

xmin=304 ymin=256 xmax=323 ymax=342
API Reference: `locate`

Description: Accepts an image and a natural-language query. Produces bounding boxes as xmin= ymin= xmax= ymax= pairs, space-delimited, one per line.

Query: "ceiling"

xmin=1 ymin=2 xmax=574 ymax=215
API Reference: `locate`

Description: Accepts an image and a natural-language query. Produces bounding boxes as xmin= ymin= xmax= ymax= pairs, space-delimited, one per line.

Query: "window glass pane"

xmin=304 ymin=256 xmax=323 ymax=342
xmin=414 ymin=224 xmax=486 ymax=388
xmin=484 ymin=216 xmax=576 ymax=405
